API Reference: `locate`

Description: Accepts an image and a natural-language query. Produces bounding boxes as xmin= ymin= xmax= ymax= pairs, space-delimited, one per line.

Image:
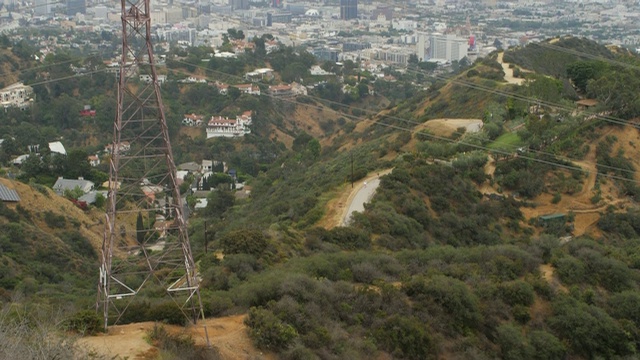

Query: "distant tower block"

xmin=97 ymin=0 xmax=208 ymax=341
xmin=340 ymin=0 xmax=357 ymax=20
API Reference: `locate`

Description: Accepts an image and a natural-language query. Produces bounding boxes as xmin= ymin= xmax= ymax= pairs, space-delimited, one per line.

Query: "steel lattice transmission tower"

xmin=97 ymin=0 xmax=208 ymax=339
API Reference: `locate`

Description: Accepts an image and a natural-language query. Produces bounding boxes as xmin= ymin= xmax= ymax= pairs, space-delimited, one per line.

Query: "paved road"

xmin=342 ymin=176 xmax=382 ymax=226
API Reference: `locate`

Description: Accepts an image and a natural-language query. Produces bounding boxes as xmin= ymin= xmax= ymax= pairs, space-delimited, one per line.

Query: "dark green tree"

xmin=136 ymin=212 xmax=144 ymax=244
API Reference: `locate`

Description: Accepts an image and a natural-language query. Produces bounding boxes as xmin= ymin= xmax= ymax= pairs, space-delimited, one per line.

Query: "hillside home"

xmin=268 ymin=84 xmax=293 ymax=97
xmin=179 ymin=76 xmax=207 ymax=84
xmin=49 ymin=141 xmax=67 ymax=155
xmin=206 ymin=111 xmax=252 ymax=139
xmin=234 ymin=84 xmax=261 ymax=95
xmin=245 ymin=68 xmax=274 ymax=82
xmin=53 ymin=177 xmax=95 ymax=196
xmin=0 ymin=82 xmax=34 ymax=109
xmin=104 ymin=141 xmax=131 ymax=154
xmin=88 ymin=154 xmax=100 ymax=167
xmin=139 ymin=74 xmax=167 ymax=85
xmin=182 ymin=113 xmax=204 ymax=126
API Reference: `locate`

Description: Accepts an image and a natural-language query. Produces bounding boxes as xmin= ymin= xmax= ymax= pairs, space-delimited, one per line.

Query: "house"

xmin=268 ymin=84 xmax=293 ymax=97
xmin=245 ymin=68 xmax=274 ymax=82
xmin=291 ymin=82 xmax=308 ymax=96
xmin=233 ymin=84 xmax=261 ymax=95
xmin=310 ymin=65 xmax=334 ymax=76
xmin=179 ymin=76 xmax=207 ymax=84
xmin=178 ymin=162 xmax=201 ymax=172
xmin=206 ymin=112 xmax=252 ymax=139
xmin=12 ymin=154 xmax=30 ymax=166
xmin=176 ymin=170 xmax=189 ymax=185
xmin=49 ymin=141 xmax=67 ymax=156
xmin=139 ymin=74 xmax=167 ymax=85
xmin=80 ymin=105 xmax=96 ymax=117
xmin=53 ymin=177 xmax=95 ymax=196
xmin=215 ymin=82 xmax=229 ymax=95
xmin=201 ymin=159 xmax=213 ymax=172
xmin=104 ymin=141 xmax=131 ymax=154
xmin=88 ymin=154 xmax=100 ymax=167
xmin=0 ymin=82 xmax=34 ymax=109
xmin=182 ymin=113 xmax=204 ymax=126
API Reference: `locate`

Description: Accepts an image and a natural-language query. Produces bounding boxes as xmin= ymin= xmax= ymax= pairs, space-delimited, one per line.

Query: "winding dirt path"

xmin=497 ymin=52 xmax=525 ymax=85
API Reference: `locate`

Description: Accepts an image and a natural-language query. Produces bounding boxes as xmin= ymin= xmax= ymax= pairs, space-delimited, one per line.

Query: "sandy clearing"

xmin=419 ymin=118 xmax=483 ymax=138
xmin=497 ymin=52 xmax=525 ymax=85
xmin=79 ymin=315 xmax=275 ymax=360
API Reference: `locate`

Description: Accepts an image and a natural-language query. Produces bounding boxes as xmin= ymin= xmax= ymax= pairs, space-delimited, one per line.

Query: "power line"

xmin=8 ymin=42 xmax=639 ymax=185
xmin=170 ymin=59 xmax=640 ymax=185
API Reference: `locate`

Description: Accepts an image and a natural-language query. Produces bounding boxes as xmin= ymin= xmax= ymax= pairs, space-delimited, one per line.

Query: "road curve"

xmin=342 ymin=169 xmax=392 ymax=226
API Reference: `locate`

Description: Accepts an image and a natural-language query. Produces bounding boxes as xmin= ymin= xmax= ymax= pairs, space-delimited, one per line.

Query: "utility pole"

xmin=204 ymin=220 xmax=208 ymax=254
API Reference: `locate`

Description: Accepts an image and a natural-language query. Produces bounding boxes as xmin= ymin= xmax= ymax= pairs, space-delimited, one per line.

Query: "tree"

xmin=281 ymin=62 xmax=309 ymax=83
xmin=566 ymin=60 xmax=608 ymax=93
xmin=136 ymin=212 xmax=144 ymax=244
xmin=227 ymin=28 xmax=245 ymax=40
xmin=205 ymin=189 xmax=235 ymax=218
xmin=65 ymin=149 xmax=91 ymax=179
xmin=49 ymin=94 xmax=82 ymax=129
xmin=408 ymin=54 xmax=419 ymax=67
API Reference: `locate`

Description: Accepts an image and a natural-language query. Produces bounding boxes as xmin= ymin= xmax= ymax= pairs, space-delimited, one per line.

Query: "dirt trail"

xmin=481 ymin=127 xmax=637 ymax=237
xmin=539 ymin=264 xmax=568 ymax=293
xmin=79 ymin=315 xmax=274 ymax=360
xmin=497 ymin=52 xmax=525 ymax=85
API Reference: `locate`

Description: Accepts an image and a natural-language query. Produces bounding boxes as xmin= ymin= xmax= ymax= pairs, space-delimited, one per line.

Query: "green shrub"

xmin=373 ymin=315 xmax=436 ymax=360
xmin=498 ymin=280 xmax=535 ymax=306
xmin=43 ymin=211 xmax=66 ymax=229
xmin=220 ymin=229 xmax=268 ymax=256
xmin=64 ymin=310 xmax=103 ymax=335
xmin=245 ymin=307 xmax=298 ymax=351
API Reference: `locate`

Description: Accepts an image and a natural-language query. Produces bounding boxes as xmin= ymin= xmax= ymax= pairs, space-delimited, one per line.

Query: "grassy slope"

xmin=0 ymin=178 xmax=103 ymax=304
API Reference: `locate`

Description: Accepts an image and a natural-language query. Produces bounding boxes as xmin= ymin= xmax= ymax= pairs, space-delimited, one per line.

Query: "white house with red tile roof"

xmin=268 ymin=84 xmax=293 ymax=97
xmin=88 ymin=154 xmax=100 ymax=167
xmin=206 ymin=112 xmax=252 ymax=139
xmin=233 ymin=83 xmax=261 ymax=95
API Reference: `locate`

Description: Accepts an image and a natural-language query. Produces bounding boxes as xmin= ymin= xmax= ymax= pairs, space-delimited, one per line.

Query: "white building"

xmin=429 ymin=34 xmax=469 ymax=62
xmin=0 ymin=83 xmax=34 ymax=109
xmin=206 ymin=111 xmax=252 ymax=138
xmin=416 ymin=32 xmax=429 ymax=61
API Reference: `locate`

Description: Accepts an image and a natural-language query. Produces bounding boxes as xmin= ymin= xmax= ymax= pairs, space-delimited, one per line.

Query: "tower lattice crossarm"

xmin=96 ymin=0 xmax=209 ymax=345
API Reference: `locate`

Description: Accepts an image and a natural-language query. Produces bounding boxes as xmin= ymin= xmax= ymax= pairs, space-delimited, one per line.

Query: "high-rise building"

xmin=228 ymin=0 xmax=248 ymax=10
xmin=34 ymin=0 xmax=53 ymax=16
xmin=416 ymin=32 xmax=429 ymax=61
xmin=340 ymin=0 xmax=357 ymax=20
xmin=65 ymin=0 xmax=85 ymax=15
xmin=429 ymin=34 xmax=468 ymax=62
